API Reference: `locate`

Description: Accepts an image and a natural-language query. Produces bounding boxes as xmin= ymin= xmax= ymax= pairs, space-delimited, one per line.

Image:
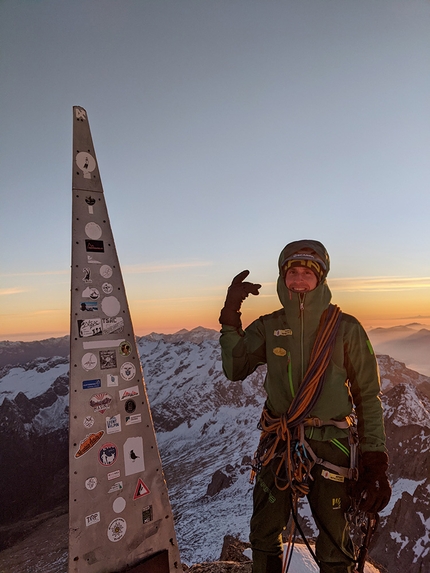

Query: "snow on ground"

xmin=243 ymin=545 xmax=381 ymax=572
xmin=0 ymin=359 xmax=69 ymax=405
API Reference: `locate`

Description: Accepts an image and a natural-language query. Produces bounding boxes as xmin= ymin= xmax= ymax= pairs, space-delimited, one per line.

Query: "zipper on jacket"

xmin=299 ymin=293 xmax=306 ymax=381
xmin=287 ymin=350 xmax=294 ymax=397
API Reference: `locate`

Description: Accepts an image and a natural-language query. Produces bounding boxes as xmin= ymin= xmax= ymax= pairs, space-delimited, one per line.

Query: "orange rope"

xmin=251 ymin=304 xmax=343 ymax=495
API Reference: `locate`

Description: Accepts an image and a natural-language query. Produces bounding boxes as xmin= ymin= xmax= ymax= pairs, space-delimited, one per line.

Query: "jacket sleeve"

xmin=344 ymin=317 xmax=387 ymax=453
xmin=219 ymin=319 xmax=267 ymax=381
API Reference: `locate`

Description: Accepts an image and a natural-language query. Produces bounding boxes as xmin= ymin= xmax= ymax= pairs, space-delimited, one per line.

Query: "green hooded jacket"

xmin=220 ymin=239 xmax=386 ymax=453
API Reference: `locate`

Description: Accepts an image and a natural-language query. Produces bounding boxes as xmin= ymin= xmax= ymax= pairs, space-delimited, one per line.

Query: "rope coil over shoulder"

xmin=250 ymin=304 xmax=354 ymax=495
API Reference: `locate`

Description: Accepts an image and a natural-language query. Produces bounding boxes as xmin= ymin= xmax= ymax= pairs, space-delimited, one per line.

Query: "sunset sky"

xmin=1 ymin=0 xmax=430 ymax=342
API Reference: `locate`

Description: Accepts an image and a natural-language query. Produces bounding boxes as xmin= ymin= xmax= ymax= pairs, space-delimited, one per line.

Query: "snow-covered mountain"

xmin=0 ymin=327 xmax=429 ymax=573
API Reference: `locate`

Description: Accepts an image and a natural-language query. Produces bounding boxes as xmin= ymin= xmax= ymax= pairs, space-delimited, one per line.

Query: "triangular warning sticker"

xmin=133 ymin=477 xmax=150 ymax=500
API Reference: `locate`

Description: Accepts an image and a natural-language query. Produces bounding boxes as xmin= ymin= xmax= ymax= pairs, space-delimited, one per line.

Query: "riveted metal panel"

xmin=69 ymin=107 xmax=181 ymax=573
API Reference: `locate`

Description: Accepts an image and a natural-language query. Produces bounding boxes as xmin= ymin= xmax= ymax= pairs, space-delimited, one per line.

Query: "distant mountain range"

xmin=0 ymin=327 xmax=429 ymax=573
xmin=368 ymin=323 xmax=430 ymax=376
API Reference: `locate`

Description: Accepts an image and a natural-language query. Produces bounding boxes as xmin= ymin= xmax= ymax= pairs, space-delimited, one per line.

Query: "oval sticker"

xmin=273 ymin=347 xmax=287 ymax=357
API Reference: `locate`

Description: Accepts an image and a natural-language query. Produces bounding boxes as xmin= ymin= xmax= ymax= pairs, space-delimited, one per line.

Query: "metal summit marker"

xmin=69 ymin=106 xmax=181 ymax=573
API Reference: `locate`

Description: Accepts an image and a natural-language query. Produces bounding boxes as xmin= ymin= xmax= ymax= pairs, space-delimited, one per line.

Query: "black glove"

xmin=355 ymin=451 xmax=391 ymax=514
xmin=219 ymin=270 xmax=261 ymax=328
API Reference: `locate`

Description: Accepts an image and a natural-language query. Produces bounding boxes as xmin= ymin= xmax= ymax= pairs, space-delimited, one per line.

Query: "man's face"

xmin=285 ymin=266 xmax=318 ymax=292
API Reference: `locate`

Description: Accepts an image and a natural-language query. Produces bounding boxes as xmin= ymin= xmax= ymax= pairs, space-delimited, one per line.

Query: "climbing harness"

xmin=249 ymin=303 xmax=346 ymax=494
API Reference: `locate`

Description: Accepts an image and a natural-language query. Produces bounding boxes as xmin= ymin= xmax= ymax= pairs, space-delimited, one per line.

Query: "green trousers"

xmin=250 ymin=439 xmax=356 ymax=573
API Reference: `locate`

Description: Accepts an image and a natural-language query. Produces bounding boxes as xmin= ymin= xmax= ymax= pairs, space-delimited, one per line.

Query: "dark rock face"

xmin=206 ymin=470 xmax=236 ymax=497
xmin=0 ymin=369 xmax=69 ymax=537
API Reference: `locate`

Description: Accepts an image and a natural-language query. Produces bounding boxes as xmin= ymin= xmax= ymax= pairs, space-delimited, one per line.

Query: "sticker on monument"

xmin=85 ymin=222 xmax=102 ymax=240
xmin=83 ymin=338 xmax=125 ymax=351
xmin=142 ymin=505 xmax=153 ymax=524
xmin=120 ymin=362 xmax=136 ymax=382
xmin=99 ymin=350 xmax=117 ymax=370
xmin=85 ymin=240 xmax=104 ymax=253
xmin=78 ymin=319 xmax=102 ymax=338
xmin=126 ymin=413 xmax=141 ymax=425
xmin=133 ymin=478 xmax=150 ymax=500
xmin=107 ymin=374 xmax=119 ymax=387
xmin=107 ymin=517 xmax=126 ymax=542
xmin=75 ymin=107 xmax=87 ymax=120
xmin=81 ymin=352 xmax=97 ymax=371
xmin=82 ymin=287 xmax=100 ymax=300
xmin=74 ymin=430 xmax=104 ymax=458
xmin=124 ymin=437 xmax=145 ymax=476
xmin=119 ymin=386 xmax=139 ymax=401
xmin=100 ymin=265 xmax=113 ymax=278
xmin=85 ymin=195 xmax=96 ymax=214
xmin=108 ymin=481 xmax=123 ymax=493
xmin=112 ymin=497 xmax=126 ymax=514
xmin=101 ymin=296 xmax=120 ymax=317
xmin=90 ymin=392 xmax=113 ymax=414
xmin=82 ymin=379 xmax=101 ymax=390
xmin=82 ymin=268 xmax=92 ymax=283
xmin=102 ymin=282 xmax=113 ymax=294
xmin=85 ymin=477 xmax=98 ymax=491
xmin=76 ymin=151 xmax=96 ymax=179
xmin=80 ymin=301 xmax=98 ymax=312
xmin=106 ymin=414 xmax=121 ymax=434
xmin=99 ymin=443 xmax=118 ymax=467
xmin=124 ymin=400 xmax=136 ymax=414
xmin=83 ymin=415 xmax=95 ymax=429
xmin=102 ymin=317 xmax=124 ymax=335
xmin=87 ymin=254 xmax=102 ymax=264
xmin=85 ymin=512 xmax=101 ymax=527
xmin=119 ymin=341 xmax=132 ymax=357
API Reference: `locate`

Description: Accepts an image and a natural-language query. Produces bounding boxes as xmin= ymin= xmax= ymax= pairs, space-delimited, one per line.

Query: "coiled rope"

xmin=251 ymin=303 xmax=343 ymax=494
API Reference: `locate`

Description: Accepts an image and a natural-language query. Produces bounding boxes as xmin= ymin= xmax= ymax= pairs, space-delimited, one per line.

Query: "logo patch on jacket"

xmin=273 ymin=347 xmax=287 ymax=357
xmin=274 ymin=329 xmax=292 ymax=336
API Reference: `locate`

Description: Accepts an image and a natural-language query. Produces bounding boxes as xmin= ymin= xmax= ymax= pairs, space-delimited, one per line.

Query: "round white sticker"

xmin=83 ymin=415 xmax=95 ymax=429
xmin=120 ymin=362 xmax=136 ymax=381
xmin=113 ymin=497 xmax=126 ymax=514
xmin=85 ymin=477 xmax=98 ymax=491
xmin=82 ymin=353 xmax=97 ymax=371
xmin=107 ymin=517 xmax=127 ymax=542
xmin=101 ymin=296 xmax=121 ymax=317
xmin=102 ymin=282 xmax=113 ymax=294
xmin=100 ymin=265 xmax=113 ymax=279
xmin=85 ymin=222 xmax=102 ymax=240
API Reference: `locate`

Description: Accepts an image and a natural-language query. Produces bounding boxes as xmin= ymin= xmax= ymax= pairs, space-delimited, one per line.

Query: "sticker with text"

xmin=85 ymin=512 xmax=100 ymax=527
xmin=74 ymin=431 xmax=104 ymax=459
xmin=120 ymin=362 xmax=136 ymax=381
xmin=107 ymin=517 xmax=126 ymax=542
xmin=106 ymin=414 xmax=121 ymax=435
xmin=81 ymin=352 xmax=97 ymax=371
xmin=119 ymin=386 xmax=139 ymax=401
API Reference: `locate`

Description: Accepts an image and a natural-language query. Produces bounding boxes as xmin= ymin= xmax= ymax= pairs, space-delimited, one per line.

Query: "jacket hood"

xmin=276 ymin=239 xmax=332 ymax=316
xmin=277 ymin=239 xmax=330 ymax=280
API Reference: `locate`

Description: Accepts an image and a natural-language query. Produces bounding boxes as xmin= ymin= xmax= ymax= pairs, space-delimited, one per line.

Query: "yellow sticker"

xmin=273 ymin=347 xmax=287 ymax=357
xmin=322 ymin=470 xmax=345 ymax=483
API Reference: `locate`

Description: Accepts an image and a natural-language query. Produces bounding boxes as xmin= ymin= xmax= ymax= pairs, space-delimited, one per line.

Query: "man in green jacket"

xmin=219 ymin=239 xmax=391 ymax=573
